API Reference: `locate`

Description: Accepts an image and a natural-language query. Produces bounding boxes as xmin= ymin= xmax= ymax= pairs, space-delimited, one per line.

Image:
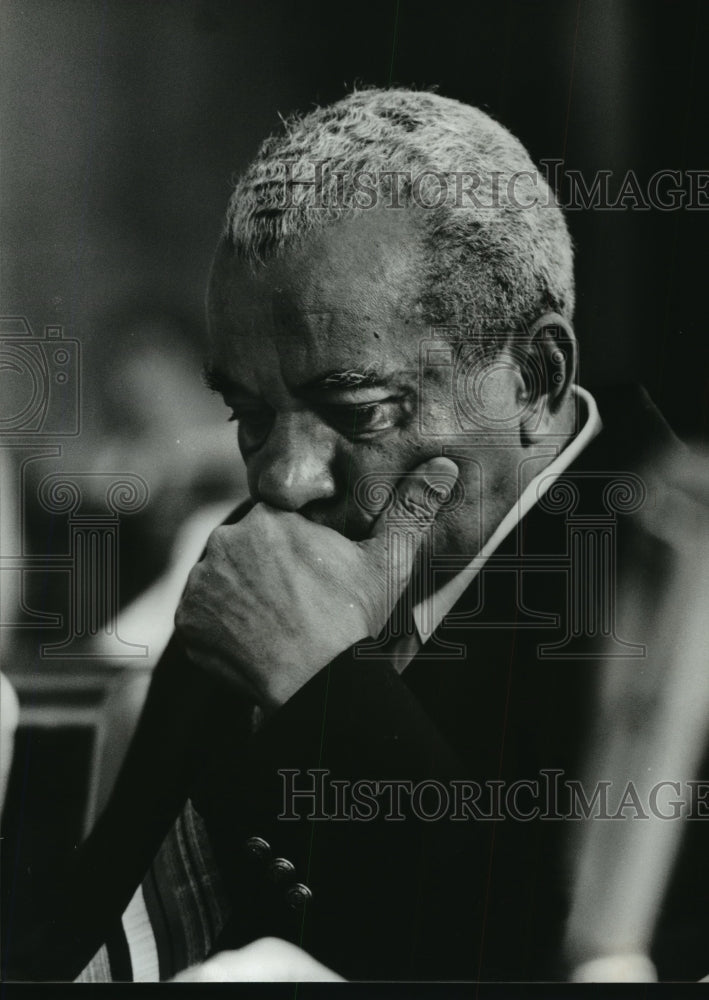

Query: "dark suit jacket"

xmin=8 ymin=385 xmax=709 ymax=981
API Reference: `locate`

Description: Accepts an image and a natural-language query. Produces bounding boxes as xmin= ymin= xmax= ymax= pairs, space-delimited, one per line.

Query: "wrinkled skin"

xmin=175 ymin=209 xmax=576 ymax=708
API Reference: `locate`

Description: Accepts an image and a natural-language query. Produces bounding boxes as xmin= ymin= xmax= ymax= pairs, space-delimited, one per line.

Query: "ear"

xmin=517 ymin=312 xmax=577 ymax=445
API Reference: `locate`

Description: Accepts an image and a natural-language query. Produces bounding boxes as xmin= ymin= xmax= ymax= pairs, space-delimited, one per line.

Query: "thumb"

xmin=366 ymin=456 xmax=460 ymax=543
xmin=357 ymin=458 xmax=460 ymax=638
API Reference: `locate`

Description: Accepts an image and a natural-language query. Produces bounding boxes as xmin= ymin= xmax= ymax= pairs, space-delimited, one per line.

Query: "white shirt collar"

xmin=411 ymin=385 xmax=602 ymax=642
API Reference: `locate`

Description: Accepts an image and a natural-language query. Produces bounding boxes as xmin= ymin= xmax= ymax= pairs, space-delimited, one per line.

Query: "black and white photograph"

xmin=1 ymin=0 xmax=709 ymax=992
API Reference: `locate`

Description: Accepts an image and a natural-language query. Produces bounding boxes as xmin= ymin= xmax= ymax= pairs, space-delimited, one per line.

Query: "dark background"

xmin=1 ymin=0 xmax=709 ymax=977
xmin=2 ymin=0 xmax=709 ymax=442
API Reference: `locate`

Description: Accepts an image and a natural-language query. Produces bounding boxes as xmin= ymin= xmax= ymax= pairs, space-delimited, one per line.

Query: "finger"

xmin=366 ymin=456 xmax=460 ymax=543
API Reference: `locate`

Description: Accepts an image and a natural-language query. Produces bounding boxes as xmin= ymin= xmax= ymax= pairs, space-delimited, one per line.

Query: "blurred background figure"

xmin=0 ymin=307 xmax=245 ymax=959
xmin=81 ymin=310 xmax=245 ymax=624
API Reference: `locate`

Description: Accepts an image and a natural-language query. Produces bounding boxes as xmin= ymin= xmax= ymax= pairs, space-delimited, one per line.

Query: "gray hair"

xmin=224 ymin=88 xmax=574 ymax=351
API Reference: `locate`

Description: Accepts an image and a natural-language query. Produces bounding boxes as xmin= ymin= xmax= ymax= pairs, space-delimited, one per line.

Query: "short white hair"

xmin=224 ymin=88 xmax=574 ymax=351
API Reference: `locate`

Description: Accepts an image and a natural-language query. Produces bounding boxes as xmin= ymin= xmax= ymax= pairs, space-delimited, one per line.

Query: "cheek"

xmin=336 ymin=432 xmax=446 ymax=517
xmin=332 ymin=438 xmax=398 ymax=530
xmin=337 ymin=432 xmax=428 ymax=483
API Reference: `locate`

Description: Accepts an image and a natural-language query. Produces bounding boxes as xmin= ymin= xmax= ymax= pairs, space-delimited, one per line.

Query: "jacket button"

xmin=244 ymin=836 xmax=271 ymax=861
xmin=286 ymin=882 xmax=313 ymax=911
xmin=268 ymin=857 xmax=295 ymax=883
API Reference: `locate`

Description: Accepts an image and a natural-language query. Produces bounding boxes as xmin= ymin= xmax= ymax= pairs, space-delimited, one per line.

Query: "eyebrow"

xmin=301 ymin=368 xmax=395 ymax=392
xmin=203 ymin=362 xmax=402 ymax=397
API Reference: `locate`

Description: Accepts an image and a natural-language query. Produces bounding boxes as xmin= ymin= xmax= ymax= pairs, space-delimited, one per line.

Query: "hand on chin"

xmin=174 ymin=457 xmax=458 ymax=710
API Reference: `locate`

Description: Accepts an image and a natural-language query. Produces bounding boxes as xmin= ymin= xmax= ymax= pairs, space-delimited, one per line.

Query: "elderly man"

xmin=11 ymin=88 xmax=709 ymax=983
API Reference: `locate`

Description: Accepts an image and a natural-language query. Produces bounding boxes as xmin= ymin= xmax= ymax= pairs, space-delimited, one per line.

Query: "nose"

xmin=250 ymin=410 xmax=337 ymax=511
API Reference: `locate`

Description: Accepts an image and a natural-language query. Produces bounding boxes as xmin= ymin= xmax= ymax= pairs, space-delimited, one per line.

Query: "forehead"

xmin=207 ymin=210 xmax=428 ymax=381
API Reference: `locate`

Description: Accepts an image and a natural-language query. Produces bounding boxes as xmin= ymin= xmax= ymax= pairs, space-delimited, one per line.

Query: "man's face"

xmin=206 ymin=209 xmax=531 ymax=559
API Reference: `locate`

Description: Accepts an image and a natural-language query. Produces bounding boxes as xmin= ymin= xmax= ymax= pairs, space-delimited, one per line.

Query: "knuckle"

xmin=174 ymin=601 xmax=193 ymax=636
xmin=174 ymin=567 xmax=204 ymax=634
xmin=207 ymin=525 xmax=230 ymax=552
xmin=248 ymin=504 xmax=283 ymax=542
xmin=181 ymin=563 xmax=202 ymax=598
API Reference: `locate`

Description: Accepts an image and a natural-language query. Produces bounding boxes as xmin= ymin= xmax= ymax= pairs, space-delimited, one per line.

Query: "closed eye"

xmin=227 ymin=403 xmax=271 ymax=424
xmin=316 ymin=398 xmax=404 ymax=437
xmin=226 ymin=403 xmax=274 ymax=453
xmin=224 ymin=393 xmax=409 ymax=451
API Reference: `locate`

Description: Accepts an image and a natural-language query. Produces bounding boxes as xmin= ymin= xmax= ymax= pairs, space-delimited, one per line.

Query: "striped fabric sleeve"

xmin=75 ymin=799 xmax=231 ymax=983
xmin=75 ymin=945 xmax=112 ymax=983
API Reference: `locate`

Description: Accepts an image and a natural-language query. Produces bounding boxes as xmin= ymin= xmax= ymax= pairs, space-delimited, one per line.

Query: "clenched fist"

xmin=174 ymin=457 xmax=458 ymax=710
